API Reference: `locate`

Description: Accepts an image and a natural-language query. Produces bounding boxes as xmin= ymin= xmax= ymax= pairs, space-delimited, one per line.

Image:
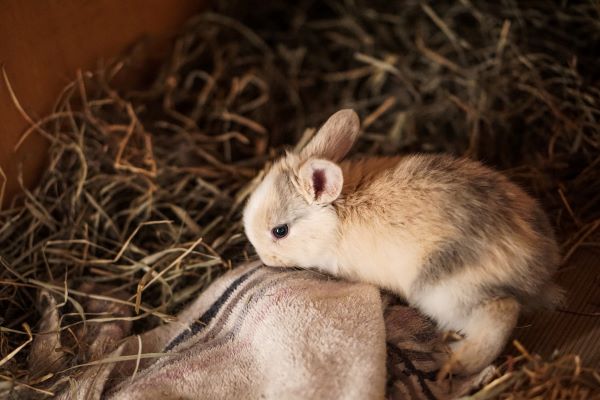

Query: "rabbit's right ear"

xmin=296 ymin=159 xmax=343 ymax=205
xmin=300 ymin=109 xmax=360 ymax=162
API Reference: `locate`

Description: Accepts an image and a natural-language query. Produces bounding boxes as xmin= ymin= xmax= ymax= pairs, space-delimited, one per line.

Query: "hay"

xmin=1 ymin=0 xmax=599 ymax=397
xmin=464 ymin=341 xmax=600 ymax=400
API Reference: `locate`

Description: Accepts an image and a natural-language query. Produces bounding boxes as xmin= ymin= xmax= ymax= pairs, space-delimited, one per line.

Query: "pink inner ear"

xmin=312 ymin=169 xmax=326 ymax=199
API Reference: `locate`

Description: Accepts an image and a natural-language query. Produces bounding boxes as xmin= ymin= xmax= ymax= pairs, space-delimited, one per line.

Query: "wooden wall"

xmin=0 ymin=0 xmax=204 ymax=207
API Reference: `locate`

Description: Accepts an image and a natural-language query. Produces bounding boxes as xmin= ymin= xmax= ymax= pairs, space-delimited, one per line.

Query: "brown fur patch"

xmin=333 ymin=153 xmax=560 ymax=307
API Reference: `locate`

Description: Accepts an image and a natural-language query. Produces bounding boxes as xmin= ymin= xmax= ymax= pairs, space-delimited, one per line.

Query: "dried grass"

xmin=463 ymin=341 xmax=600 ymax=400
xmin=1 ymin=0 xmax=599 ymax=398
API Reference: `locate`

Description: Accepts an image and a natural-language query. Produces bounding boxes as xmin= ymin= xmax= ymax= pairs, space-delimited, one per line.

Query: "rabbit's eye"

xmin=271 ymin=224 xmax=289 ymax=239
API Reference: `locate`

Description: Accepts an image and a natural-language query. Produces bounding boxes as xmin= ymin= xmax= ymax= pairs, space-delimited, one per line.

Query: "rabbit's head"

xmin=243 ymin=110 xmax=360 ymax=271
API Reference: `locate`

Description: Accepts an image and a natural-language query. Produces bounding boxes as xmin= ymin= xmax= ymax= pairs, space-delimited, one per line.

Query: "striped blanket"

xmin=29 ymin=262 xmax=487 ymax=399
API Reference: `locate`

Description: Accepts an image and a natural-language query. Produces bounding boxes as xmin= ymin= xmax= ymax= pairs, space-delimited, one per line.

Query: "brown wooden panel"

xmin=0 ymin=0 xmax=204 ymax=207
xmin=511 ymin=245 xmax=600 ymax=367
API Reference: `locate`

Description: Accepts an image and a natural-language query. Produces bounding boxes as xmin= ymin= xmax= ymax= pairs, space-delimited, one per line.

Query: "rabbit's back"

xmin=337 ymin=154 xmax=561 ymax=311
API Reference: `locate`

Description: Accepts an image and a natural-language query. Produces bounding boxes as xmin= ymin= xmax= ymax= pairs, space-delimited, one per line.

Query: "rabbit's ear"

xmin=296 ymin=159 xmax=343 ymax=205
xmin=300 ymin=109 xmax=360 ymax=162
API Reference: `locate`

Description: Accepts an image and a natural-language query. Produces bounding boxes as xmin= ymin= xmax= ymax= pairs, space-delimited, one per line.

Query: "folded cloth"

xmin=29 ymin=262 xmax=484 ymax=399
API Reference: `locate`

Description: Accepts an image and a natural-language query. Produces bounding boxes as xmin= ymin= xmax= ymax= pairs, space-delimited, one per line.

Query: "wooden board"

xmin=512 ymin=245 xmax=600 ymax=367
xmin=0 ymin=0 xmax=204 ymax=207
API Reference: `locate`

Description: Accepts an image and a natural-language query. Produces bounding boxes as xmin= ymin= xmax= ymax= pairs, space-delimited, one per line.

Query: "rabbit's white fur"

xmin=243 ymin=109 xmax=563 ymax=374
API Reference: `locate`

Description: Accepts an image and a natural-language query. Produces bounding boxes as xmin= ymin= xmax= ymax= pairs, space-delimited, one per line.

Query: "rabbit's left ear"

xmin=296 ymin=159 xmax=343 ymax=205
xmin=300 ymin=109 xmax=360 ymax=162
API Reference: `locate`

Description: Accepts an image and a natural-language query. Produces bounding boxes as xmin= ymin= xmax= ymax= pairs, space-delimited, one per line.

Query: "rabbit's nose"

xmin=260 ymin=254 xmax=283 ymax=267
xmin=259 ymin=254 xmax=276 ymax=266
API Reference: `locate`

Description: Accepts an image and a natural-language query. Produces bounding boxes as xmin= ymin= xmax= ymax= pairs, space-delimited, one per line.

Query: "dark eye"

xmin=271 ymin=224 xmax=289 ymax=239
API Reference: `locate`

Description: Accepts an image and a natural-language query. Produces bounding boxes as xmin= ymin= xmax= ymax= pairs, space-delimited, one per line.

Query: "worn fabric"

xmin=28 ymin=262 xmax=485 ymax=399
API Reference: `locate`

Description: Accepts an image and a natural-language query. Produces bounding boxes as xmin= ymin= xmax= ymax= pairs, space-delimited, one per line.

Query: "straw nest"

xmin=1 ymin=0 xmax=599 ymax=398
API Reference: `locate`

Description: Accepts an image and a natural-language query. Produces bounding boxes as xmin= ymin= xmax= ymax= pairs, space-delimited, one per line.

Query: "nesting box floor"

xmin=512 ymin=245 xmax=600 ymax=367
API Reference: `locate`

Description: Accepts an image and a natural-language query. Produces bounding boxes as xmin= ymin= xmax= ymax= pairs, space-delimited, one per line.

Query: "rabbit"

xmin=243 ymin=109 xmax=564 ymax=374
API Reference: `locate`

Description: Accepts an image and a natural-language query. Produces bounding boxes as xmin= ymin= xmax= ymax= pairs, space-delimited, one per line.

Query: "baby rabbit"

xmin=243 ymin=109 xmax=563 ymax=374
